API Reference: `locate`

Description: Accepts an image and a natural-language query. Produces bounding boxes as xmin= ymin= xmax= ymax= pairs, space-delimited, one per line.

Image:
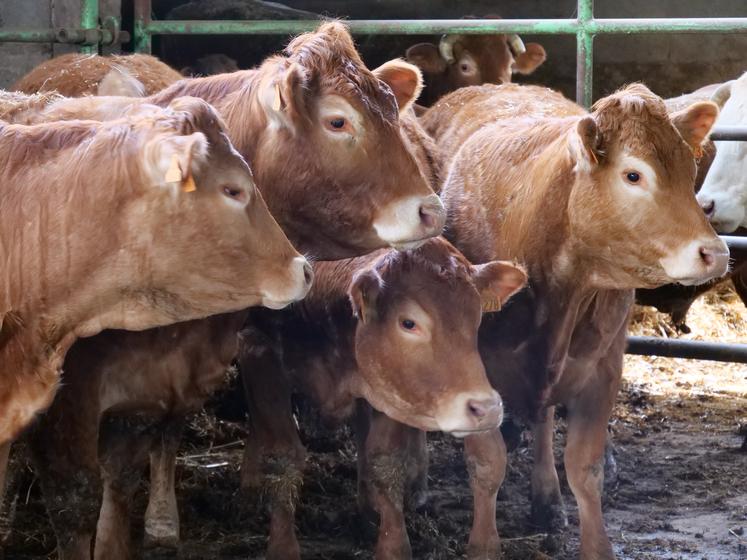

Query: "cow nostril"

xmin=419 ymin=206 xmax=436 ymax=230
xmin=701 ymin=199 xmax=715 ymax=217
xmin=303 ymin=262 xmax=314 ymax=286
xmin=467 ymin=399 xmax=487 ymax=419
xmin=699 ymin=247 xmax=715 ymax=267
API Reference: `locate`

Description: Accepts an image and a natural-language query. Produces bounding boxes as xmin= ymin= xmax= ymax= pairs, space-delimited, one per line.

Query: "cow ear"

xmin=374 ymin=59 xmax=424 ymax=111
xmin=259 ymin=61 xmax=309 ymax=131
xmin=512 ymin=43 xmax=547 ymax=75
xmin=571 ymin=116 xmax=604 ymax=168
xmin=472 ymin=261 xmax=527 ymax=313
xmin=144 ymin=131 xmax=208 ymax=191
xmin=671 ymin=101 xmax=719 ymax=150
xmin=711 ymin=81 xmax=733 ymax=109
xmin=405 ymin=43 xmax=448 ymax=75
xmin=97 ymin=67 xmax=145 ymax=97
xmin=349 ymin=269 xmax=382 ymax=323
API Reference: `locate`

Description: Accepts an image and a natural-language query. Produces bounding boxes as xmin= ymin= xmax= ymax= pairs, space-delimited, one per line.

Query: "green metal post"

xmin=80 ymin=0 xmax=99 ymax=53
xmin=134 ymin=0 xmax=152 ymax=53
xmin=576 ymin=0 xmax=594 ymax=108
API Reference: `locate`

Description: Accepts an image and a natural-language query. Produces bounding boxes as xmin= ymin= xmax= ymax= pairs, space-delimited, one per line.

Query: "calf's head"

xmin=127 ymin=97 xmax=311 ymax=323
xmin=348 ymin=238 xmax=526 ymax=435
xmin=696 ymin=73 xmax=747 ymax=233
xmin=250 ymin=22 xmax=445 ymax=259
xmin=406 ymin=22 xmax=546 ymax=106
xmin=565 ymin=84 xmax=727 ymax=288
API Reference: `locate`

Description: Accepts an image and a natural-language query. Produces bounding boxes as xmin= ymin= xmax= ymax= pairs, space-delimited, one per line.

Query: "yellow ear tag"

xmin=272 ymin=83 xmax=282 ymax=111
xmin=693 ymin=145 xmax=704 ymax=161
xmin=181 ymin=173 xmax=197 ymax=193
xmin=164 ymin=153 xmax=183 ymax=183
xmin=481 ymin=298 xmax=502 ymax=313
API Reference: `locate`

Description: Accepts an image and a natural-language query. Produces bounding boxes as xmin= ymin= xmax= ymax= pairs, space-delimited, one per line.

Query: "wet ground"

xmin=4 ymin=288 xmax=747 ymax=559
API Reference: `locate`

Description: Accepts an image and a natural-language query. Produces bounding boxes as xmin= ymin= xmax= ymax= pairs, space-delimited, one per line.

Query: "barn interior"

xmin=0 ymin=2 xmax=746 ymax=559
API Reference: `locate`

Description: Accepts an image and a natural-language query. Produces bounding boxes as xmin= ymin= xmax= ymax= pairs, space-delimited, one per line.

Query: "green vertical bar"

xmin=80 ymin=0 xmax=99 ymax=54
xmin=133 ymin=0 xmax=152 ymax=53
xmin=576 ymin=0 xmax=594 ymax=108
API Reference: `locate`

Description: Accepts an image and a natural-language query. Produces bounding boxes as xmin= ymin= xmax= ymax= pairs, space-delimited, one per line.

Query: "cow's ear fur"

xmin=571 ymin=116 xmax=604 ymax=169
xmin=97 ymin=67 xmax=146 ymax=97
xmin=671 ymin=101 xmax=719 ymax=150
xmin=349 ymin=269 xmax=382 ymax=323
xmin=512 ymin=43 xmax=547 ymax=75
xmin=405 ymin=43 xmax=448 ymax=75
xmin=373 ymin=59 xmax=424 ymax=112
xmin=471 ymin=261 xmax=527 ymax=313
xmin=259 ymin=61 xmax=309 ymax=131
xmin=144 ymin=131 xmax=209 ymax=189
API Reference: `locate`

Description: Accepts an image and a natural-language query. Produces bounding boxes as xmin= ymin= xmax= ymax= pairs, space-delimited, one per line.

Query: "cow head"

xmin=566 ymin=84 xmax=728 ymax=289
xmin=348 ymin=238 xmax=526 ymax=435
xmin=406 ymin=18 xmax=546 ymax=107
xmin=251 ymin=22 xmax=445 ymax=259
xmin=126 ymin=96 xmax=312 ymax=325
xmin=696 ymin=72 xmax=747 ymax=233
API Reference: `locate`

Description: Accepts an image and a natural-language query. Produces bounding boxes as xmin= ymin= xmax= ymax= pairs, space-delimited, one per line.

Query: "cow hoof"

xmin=466 ymin=540 xmax=501 ymax=560
xmin=530 ymin=500 xmax=567 ymax=535
xmin=143 ymin=518 xmax=179 ymax=549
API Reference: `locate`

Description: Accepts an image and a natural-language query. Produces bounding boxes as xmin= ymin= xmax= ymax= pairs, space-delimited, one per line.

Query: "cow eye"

xmin=625 ymin=171 xmax=641 ymax=184
xmin=329 ymin=118 xmax=345 ymax=129
xmin=401 ymin=319 xmax=416 ymax=331
xmin=223 ymin=185 xmax=243 ymax=199
xmin=460 ymin=63 xmax=470 ymax=72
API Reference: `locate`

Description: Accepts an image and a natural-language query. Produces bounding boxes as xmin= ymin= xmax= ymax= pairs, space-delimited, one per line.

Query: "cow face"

xmin=348 ymin=239 xmax=526 ymax=435
xmin=406 ymin=32 xmax=546 ymax=107
xmin=130 ymin=97 xmax=312 ymax=326
xmin=696 ymin=74 xmax=747 ymax=233
xmin=254 ymin=23 xmax=445 ymax=260
xmin=567 ymin=84 xmax=728 ymax=289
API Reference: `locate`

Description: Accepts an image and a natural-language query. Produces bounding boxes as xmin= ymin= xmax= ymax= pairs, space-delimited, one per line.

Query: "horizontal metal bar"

xmin=720 ymin=236 xmax=747 ymax=251
xmin=0 ymin=27 xmax=114 ymax=44
xmin=626 ymin=336 xmax=747 ymax=363
xmin=710 ymin=126 xmax=747 ymax=141
xmin=140 ymin=17 xmax=747 ymax=37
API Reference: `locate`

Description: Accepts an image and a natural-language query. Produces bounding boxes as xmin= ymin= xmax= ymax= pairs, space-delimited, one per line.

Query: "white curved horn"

xmin=508 ymin=34 xmax=526 ymax=56
xmin=439 ymin=34 xmax=459 ymax=64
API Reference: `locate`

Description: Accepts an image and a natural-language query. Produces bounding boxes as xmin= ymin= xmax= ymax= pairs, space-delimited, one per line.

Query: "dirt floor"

xmin=4 ymin=285 xmax=747 ymax=559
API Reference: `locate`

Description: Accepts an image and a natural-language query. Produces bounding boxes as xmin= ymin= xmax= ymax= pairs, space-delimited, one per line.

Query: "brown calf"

xmin=11 ymin=53 xmax=181 ymax=97
xmin=421 ymin=83 xmax=726 ymax=559
xmin=405 ymin=16 xmax=546 ymax=107
xmin=239 ymin=237 xmax=526 ymax=559
xmin=14 ymin=21 xmax=446 ymax=559
xmin=0 ymin=96 xmax=309 ymax=445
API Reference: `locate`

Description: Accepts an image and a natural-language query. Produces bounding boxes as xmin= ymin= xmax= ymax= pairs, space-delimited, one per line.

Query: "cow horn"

xmin=508 ymin=34 xmax=526 ymax=56
xmin=439 ymin=34 xmax=459 ymax=64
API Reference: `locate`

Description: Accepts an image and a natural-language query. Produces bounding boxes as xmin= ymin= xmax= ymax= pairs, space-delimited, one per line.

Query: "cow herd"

xmin=0 ymin=19 xmax=745 ymax=560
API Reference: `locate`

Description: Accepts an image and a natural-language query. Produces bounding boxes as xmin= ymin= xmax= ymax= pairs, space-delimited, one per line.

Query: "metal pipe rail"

xmin=132 ymin=0 xmax=747 ymax=107
xmin=627 ymin=337 xmax=747 ymax=363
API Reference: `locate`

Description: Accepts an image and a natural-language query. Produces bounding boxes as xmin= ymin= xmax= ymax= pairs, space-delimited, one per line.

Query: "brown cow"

xmin=419 ymin=83 xmax=726 ymax=559
xmin=405 ymin=17 xmax=546 ymax=107
xmin=238 ymin=237 xmax=526 ymax=559
xmin=0 ymin=95 xmax=310 ymax=445
xmin=11 ymin=53 xmax=181 ymax=97
xmin=14 ymin=21 xmax=446 ymax=559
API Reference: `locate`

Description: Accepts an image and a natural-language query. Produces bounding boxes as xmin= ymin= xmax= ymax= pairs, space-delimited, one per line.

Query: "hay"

xmin=626 ymin=283 xmax=747 ymax=404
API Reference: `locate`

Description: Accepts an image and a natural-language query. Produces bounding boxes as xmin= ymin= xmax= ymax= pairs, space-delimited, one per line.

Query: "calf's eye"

xmin=330 ymin=118 xmax=345 ymax=129
xmin=401 ymin=319 xmax=416 ymax=331
xmin=625 ymin=171 xmax=641 ymax=184
xmin=223 ymin=186 xmax=242 ymax=198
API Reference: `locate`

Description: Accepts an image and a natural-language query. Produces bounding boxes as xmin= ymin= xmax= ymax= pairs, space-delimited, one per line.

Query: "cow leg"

xmin=94 ymin=418 xmax=154 ymax=560
xmin=564 ymin=374 xmax=619 ymax=560
xmin=29 ymin=387 xmax=103 ymax=560
xmin=239 ymin=342 xmax=305 ymax=560
xmin=529 ymin=406 xmax=567 ymax=535
xmin=144 ymin=416 xmax=185 ymax=549
xmin=463 ymin=428 xmax=506 ymax=560
xmin=360 ymin=408 xmax=421 ymax=560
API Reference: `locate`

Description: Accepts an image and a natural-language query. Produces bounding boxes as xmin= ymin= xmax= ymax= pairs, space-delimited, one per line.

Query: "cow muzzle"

xmin=659 ymin=237 xmax=730 ymax=286
xmin=373 ymin=194 xmax=446 ymax=250
xmin=436 ymin=389 xmax=503 ymax=437
xmin=261 ymin=256 xmax=313 ymax=309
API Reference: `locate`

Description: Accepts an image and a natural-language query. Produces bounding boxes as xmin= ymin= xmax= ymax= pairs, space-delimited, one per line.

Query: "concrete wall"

xmin=2 ymin=0 xmax=747 ymax=100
